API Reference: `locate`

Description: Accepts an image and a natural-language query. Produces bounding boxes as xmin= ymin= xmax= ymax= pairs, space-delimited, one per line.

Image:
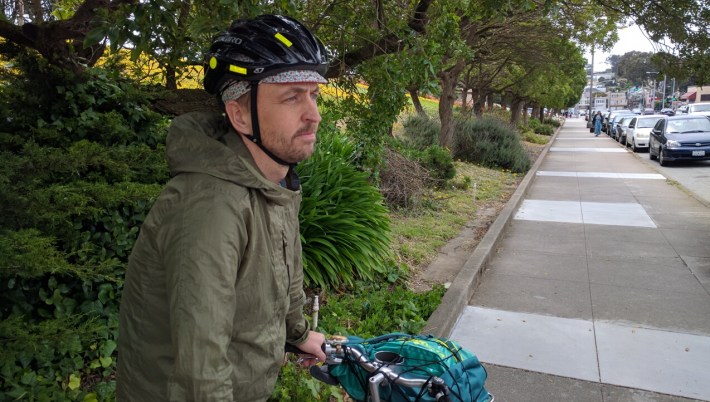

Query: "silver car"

xmin=625 ymin=115 xmax=666 ymax=152
xmin=615 ymin=116 xmax=635 ymax=145
xmin=685 ymin=102 xmax=710 ymax=117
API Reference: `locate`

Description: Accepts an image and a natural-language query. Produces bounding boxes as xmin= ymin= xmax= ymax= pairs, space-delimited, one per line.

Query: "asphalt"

xmin=423 ymin=117 xmax=710 ymax=402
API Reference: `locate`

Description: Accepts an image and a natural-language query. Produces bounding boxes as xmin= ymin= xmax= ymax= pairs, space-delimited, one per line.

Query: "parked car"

xmin=608 ymin=112 xmax=637 ymax=139
xmin=682 ymin=102 xmax=710 ymax=116
xmin=649 ymin=115 xmax=710 ymax=166
xmin=625 ymin=115 xmax=666 ymax=152
xmin=659 ymin=108 xmax=675 ymax=116
xmin=615 ymin=116 xmax=635 ymax=145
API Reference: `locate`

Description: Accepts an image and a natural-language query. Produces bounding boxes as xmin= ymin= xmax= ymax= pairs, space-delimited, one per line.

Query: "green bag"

xmin=328 ymin=333 xmax=491 ymax=402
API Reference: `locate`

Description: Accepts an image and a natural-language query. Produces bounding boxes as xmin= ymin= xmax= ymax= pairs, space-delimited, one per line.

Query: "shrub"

xmin=401 ymin=113 xmax=440 ymax=150
xmin=379 ymin=147 xmax=435 ymax=208
xmin=533 ymin=124 xmax=554 ymax=135
xmin=523 ymin=131 xmax=550 ymax=145
xmin=414 ymin=145 xmax=456 ymax=184
xmin=297 ymin=112 xmax=393 ymax=289
xmin=452 ymin=116 xmax=531 ymax=173
xmin=527 ymin=118 xmax=542 ymax=130
xmin=543 ymin=117 xmax=561 ymax=127
xmin=0 ymin=58 xmax=168 ymax=401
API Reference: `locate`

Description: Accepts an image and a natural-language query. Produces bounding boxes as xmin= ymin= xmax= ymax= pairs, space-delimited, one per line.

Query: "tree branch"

xmin=325 ymin=0 xmax=432 ymax=77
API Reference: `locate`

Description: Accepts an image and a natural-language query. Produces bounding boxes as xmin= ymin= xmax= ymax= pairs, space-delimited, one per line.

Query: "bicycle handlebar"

xmin=288 ymin=337 xmax=452 ymax=402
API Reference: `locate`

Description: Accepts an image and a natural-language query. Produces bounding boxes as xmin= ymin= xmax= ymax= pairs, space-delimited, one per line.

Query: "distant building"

xmin=681 ymin=85 xmax=710 ymax=103
xmin=577 ymin=87 xmax=608 ymax=112
xmin=608 ymin=92 xmax=628 ymax=109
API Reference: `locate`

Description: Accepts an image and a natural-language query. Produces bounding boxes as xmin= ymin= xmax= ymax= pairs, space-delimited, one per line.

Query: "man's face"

xmin=256 ymin=82 xmax=322 ymax=164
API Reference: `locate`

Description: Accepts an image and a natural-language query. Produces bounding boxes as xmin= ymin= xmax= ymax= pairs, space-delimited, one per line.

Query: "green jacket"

xmin=117 ymin=112 xmax=310 ymax=401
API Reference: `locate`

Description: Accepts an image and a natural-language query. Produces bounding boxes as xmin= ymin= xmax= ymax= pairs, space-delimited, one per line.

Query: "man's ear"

xmin=225 ymin=99 xmax=251 ymax=135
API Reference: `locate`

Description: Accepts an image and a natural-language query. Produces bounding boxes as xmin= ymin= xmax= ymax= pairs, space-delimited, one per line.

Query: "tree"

xmin=616 ymin=51 xmax=657 ymax=86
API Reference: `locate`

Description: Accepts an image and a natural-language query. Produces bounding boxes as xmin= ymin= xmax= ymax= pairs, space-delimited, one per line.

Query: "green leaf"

xmin=99 ymin=356 xmax=113 ymax=368
xmin=68 ymin=373 xmax=81 ymax=390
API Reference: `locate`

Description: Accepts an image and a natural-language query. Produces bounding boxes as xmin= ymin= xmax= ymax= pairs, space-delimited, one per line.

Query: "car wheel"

xmin=631 ymin=140 xmax=637 ymax=152
xmin=659 ymin=149 xmax=669 ymax=166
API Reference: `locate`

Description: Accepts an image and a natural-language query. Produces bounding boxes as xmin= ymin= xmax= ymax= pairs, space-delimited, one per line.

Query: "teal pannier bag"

xmin=328 ymin=333 xmax=491 ymax=402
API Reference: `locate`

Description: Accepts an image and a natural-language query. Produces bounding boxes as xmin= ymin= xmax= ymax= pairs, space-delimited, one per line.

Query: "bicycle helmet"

xmin=204 ymin=14 xmax=329 ymax=94
xmin=203 ymin=15 xmax=329 ymax=169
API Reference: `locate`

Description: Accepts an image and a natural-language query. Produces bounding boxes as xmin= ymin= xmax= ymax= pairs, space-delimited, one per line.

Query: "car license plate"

xmin=692 ymin=150 xmax=705 ymax=157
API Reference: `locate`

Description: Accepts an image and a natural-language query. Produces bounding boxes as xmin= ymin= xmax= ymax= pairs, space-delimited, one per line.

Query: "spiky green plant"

xmin=297 ymin=118 xmax=392 ymax=289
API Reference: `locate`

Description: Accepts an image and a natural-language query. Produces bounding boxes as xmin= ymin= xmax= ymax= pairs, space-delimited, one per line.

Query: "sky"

xmin=584 ymin=25 xmax=659 ymax=72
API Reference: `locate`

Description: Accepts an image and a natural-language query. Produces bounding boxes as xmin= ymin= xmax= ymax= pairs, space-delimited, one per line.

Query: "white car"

xmin=625 ymin=115 xmax=667 ymax=152
xmin=679 ymin=102 xmax=710 ymax=116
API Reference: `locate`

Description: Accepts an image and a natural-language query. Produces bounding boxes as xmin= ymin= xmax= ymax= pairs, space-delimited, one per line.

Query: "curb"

xmin=422 ymin=122 xmax=562 ymax=338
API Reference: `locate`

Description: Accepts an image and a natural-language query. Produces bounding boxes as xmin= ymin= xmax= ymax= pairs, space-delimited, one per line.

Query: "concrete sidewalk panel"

xmin=525 ymin=176 xmax=581 ymax=201
xmin=683 ymin=256 xmax=710 ymax=292
xmin=660 ymin=228 xmax=710 ymax=257
xmin=627 ymin=181 xmax=694 ymax=200
xmin=590 ymin=283 xmax=710 ymax=335
xmin=584 ymin=225 xmax=675 ymax=259
xmin=485 ymin=364 xmax=705 ymax=402
xmin=451 ymin=307 xmax=599 ymax=381
xmin=596 ymin=322 xmax=710 ymax=400
xmin=471 ymin=274 xmax=593 ymax=319
xmin=651 ymin=214 xmax=710 ymax=231
xmin=581 ymin=202 xmax=656 ymax=227
xmin=487 ymin=250 xmax=589 ymax=283
xmin=497 ymin=220 xmax=587 ymax=255
xmin=587 ymin=256 xmax=707 ymax=294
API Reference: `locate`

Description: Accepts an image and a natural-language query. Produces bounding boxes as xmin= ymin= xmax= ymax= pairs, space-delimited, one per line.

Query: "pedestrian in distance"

xmin=117 ymin=14 xmax=329 ymax=401
xmin=593 ymin=111 xmax=603 ymax=136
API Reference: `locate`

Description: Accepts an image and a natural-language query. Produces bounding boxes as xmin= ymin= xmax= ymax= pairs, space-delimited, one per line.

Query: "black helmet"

xmin=204 ymin=14 xmax=329 ymax=94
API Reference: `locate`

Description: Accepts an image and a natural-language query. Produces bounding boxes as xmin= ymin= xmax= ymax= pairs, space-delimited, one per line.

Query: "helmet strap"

xmin=246 ymin=81 xmax=294 ymax=168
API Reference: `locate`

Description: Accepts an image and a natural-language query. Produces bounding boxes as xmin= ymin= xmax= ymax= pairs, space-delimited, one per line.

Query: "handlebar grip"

xmin=284 ymin=342 xmax=327 ymax=354
xmin=284 ymin=344 xmax=303 ymax=354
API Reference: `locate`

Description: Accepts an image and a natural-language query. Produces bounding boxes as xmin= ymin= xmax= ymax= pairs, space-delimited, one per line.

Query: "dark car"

xmin=608 ymin=112 xmax=637 ymax=139
xmin=649 ymin=115 xmax=710 ymax=166
xmin=660 ymin=108 xmax=675 ymax=116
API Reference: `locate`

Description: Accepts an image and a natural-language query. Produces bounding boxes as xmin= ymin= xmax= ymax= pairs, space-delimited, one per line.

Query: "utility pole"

xmin=646 ymin=71 xmax=659 ymax=111
xmin=588 ymin=47 xmax=594 ymax=115
xmin=661 ymin=75 xmax=667 ymax=109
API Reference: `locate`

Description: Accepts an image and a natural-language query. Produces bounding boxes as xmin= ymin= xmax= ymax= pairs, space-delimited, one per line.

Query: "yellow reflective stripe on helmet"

xmin=274 ymin=33 xmax=292 ymax=47
xmin=229 ymin=65 xmax=247 ymax=75
xmin=209 ymin=57 xmax=218 ymax=69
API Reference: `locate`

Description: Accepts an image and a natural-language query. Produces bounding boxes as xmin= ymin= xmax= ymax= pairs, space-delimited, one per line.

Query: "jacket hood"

xmin=166 ymin=111 xmax=298 ymax=204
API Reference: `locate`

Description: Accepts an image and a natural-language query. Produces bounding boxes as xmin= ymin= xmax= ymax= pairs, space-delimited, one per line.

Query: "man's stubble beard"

xmin=263 ymin=124 xmax=318 ymax=164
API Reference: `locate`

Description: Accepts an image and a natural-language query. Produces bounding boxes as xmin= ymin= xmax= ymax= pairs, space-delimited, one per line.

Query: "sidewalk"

xmin=426 ymin=118 xmax=710 ymax=401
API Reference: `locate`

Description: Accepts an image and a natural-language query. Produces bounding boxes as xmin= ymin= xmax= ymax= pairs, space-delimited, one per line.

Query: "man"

xmin=117 ymin=15 xmax=328 ymax=401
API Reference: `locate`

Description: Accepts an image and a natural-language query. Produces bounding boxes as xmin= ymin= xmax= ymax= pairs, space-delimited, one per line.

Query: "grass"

xmin=390 ymin=162 xmax=520 ymax=270
xmin=523 ymin=130 xmax=550 ymax=145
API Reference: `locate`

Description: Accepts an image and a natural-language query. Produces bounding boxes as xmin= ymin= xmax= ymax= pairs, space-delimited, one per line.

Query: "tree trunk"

xmin=438 ymin=61 xmax=465 ymax=148
xmin=460 ymin=87 xmax=469 ymax=115
xmin=165 ymin=64 xmax=178 ymax=90
xmin=510 ymin=98 xmax=523 ymax=126
xmin=473 ymin=92 xmax=484 ymax=117
xmin=408 ymin=86 xmax=426 ymax=116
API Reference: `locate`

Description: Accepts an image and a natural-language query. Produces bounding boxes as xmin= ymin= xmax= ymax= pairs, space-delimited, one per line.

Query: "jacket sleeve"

xmin=284 ymin=218 xmax=310 ymax=345
xmin=161 ymin=188 xmax=245 ymax=401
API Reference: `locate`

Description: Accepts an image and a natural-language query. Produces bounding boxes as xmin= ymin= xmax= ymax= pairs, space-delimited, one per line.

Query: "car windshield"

xmin=638 ymin=117 xmax=663 ymax=128
xmin=690 ymin=104 xmax=710 ymax=112
xmin=666 ymin=118 xmax=710 ymax=134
